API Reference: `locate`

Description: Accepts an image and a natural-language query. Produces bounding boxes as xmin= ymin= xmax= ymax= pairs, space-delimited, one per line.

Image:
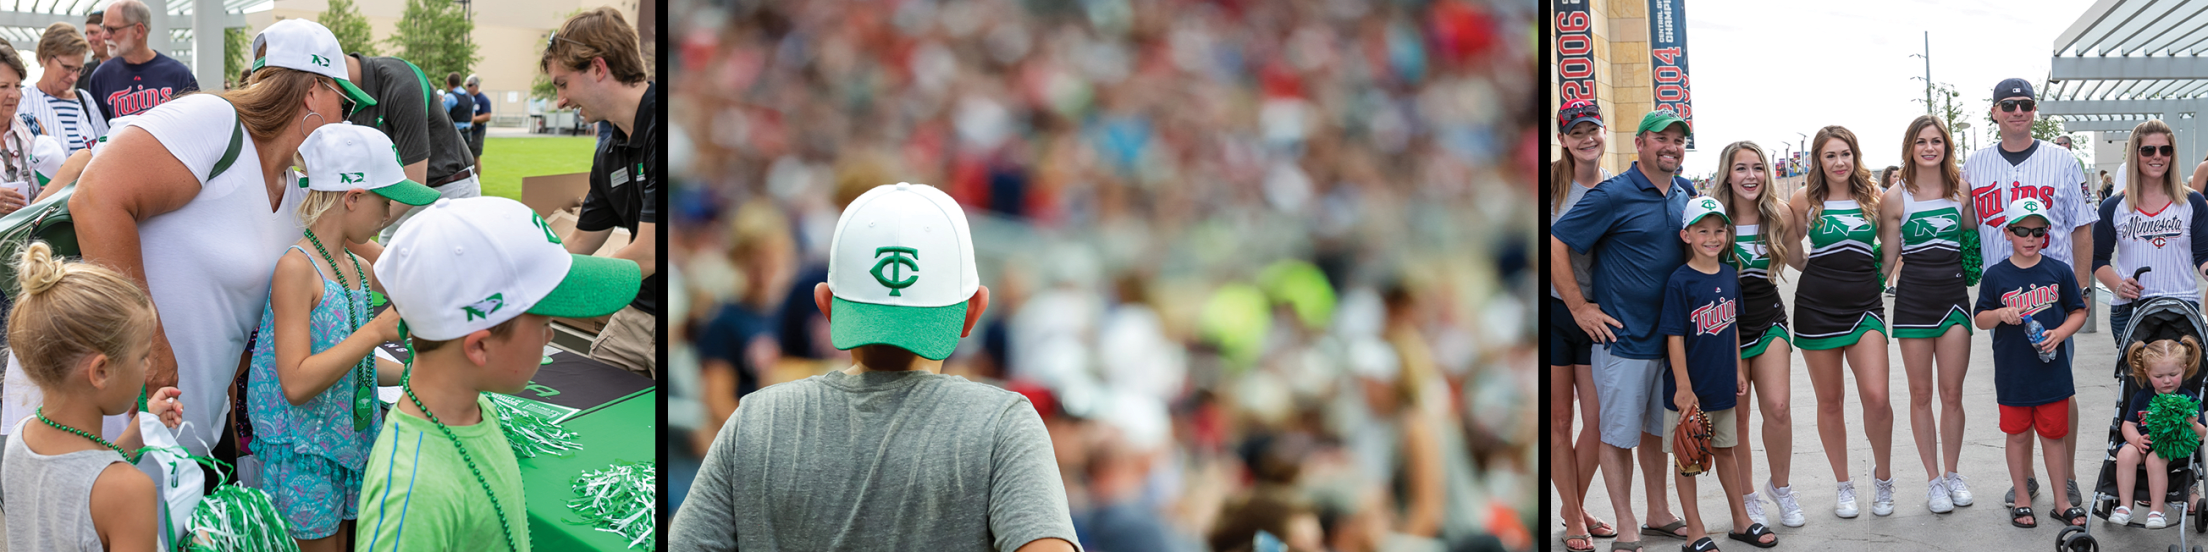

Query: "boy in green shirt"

xmin=356 ymin=197 xmax=642 ymax=551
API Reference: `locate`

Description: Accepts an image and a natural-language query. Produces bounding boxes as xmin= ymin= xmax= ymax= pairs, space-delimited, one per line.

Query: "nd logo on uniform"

xmin=871 ymin=246 xmax=919 ymax=296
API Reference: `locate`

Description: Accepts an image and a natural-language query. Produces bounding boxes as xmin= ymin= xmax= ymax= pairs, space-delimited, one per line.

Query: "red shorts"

xmin=2000 ymin=400 xmax=2070 ymax=439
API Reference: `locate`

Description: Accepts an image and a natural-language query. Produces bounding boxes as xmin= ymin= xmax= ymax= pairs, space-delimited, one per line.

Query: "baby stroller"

xmin=2074 ymin=294 xmax=2208 ymax=552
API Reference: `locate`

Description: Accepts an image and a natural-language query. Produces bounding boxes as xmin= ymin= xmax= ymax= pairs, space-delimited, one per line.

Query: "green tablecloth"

xmin=518 ymin=387 xmax=654 ymax=550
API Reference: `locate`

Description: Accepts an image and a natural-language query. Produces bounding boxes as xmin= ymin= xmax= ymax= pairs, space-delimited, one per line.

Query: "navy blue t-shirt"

xmin=1552 ymin=162 xmax=1696 ymax=360
xmin=1659 ymin=263 xmax=1740 ymax=412
xmin=86 ymin=51 xmax=198 ymax=120
xmin=1975 ymin=256 xmax=2085 ymax=407
xmin=697 ymin=302 xmax=778 ymax=400
xmin=2125 ymin=388 xmax=2204 ymax=425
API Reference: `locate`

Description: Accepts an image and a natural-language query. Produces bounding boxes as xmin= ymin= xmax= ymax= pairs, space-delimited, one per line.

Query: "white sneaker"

xmin=1872 ymin=477 xmax=1896 ymax=516
xmin=2148 ymin=510 xmax=2169 ymax=529
xmin=1837 ymin=480 xmax=1860 ymax=518
xmin=2110 ymin=506 xmax=2133 ymax=525
xmin=1946 ymin=472 xmax=1974 ymax=507
xmin=1766 ymin=481 xmax=1807 ymax=527
xmin=1744 ymin=491 xmax=1768 ymax=526
xmin=1928 ymin=478 xmax=1954 ymax=513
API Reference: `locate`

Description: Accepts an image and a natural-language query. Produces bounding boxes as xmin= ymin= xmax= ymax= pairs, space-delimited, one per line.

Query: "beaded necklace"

xmin=398 ymin=321 xmax=518 ymax=552
xmin=302 ymin=229 xmax=377 ymax=431
xmin=35 ymin=407 xmax=136 ymax=462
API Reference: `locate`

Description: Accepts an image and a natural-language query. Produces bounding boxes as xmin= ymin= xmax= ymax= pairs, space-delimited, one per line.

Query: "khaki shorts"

xmin=1664 ymin=406 xmax=1739 ymax=449
xmin=590 ymin=305 xmax=657 ymax=379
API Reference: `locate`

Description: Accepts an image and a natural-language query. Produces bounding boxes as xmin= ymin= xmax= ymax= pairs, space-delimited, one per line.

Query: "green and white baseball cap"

xmin=250 ymin=19 xmax=376 ymax=108
xmin=299 ymin=122 xmax=438 ymax=205
xmin=27 ymin=135 xmax=61 ymax=187
xmin=1682 ymin=196 xmax=1731 ymax=227
xmin=375 ymin=197 xmax=641 ymax=341
xmin=826 ymin=182 xmax=980 ymax=360
xmin=2006 ymin=198 xmax=2051 ymax=227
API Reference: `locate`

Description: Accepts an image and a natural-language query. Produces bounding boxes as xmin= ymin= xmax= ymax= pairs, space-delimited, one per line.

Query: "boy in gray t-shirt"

xmin=669 ymin=183 xmax=1081 ymax=552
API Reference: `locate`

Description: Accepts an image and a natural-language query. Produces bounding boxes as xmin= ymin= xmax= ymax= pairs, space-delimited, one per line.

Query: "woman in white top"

xmin=0 ymin=44 xmax=42 ymax=217
xmin=21 ymin=23 xmax=105 ymax=156
xmin=2093 ymin=119 xmax=2208 ymax=364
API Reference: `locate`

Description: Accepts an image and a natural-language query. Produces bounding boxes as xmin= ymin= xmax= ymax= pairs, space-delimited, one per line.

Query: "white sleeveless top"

xmin=3 ymin=417 xmax=127 ymax=551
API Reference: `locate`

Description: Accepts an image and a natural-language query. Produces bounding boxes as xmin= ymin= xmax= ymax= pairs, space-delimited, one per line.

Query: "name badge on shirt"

xmin=609 ymin=167 xmax=627 ymax=189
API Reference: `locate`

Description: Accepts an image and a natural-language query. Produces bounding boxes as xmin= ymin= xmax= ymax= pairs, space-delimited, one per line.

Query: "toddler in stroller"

xmin=2111 ymin=335 xmax=2208 ymax=528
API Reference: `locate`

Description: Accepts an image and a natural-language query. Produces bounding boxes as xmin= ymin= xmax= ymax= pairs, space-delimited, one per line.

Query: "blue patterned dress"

xmin=244 ymin=245 xmax=381 ymax=539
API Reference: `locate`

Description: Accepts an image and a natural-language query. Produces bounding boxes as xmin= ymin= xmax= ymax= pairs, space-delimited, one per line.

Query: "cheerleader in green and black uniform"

xmin=1877 ymin=115 xmax=1981 ymax=515
xmin=1711 ymin=140 xmax=1806 ymax=528
xmin=1786 ymin=125 xmax=1896 ymax=520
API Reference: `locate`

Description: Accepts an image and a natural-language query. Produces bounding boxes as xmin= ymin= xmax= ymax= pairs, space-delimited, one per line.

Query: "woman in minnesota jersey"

xmin=2093 ymin=120 xmax=2208 ymax=377
xmin=1710 ymin=140 xmax=1807 ymax=528
xmin=1877 ymin=115 xmax=1980 ymax=515
xmin=1786 ymin=125 xmax=1897 ymax=519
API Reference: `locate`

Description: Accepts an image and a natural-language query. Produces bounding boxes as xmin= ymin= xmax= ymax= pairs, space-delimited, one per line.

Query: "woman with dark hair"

xmin=1787 ymin=125 xmax=1896 ymax=519
xmin=1549 ymin=98 xmax=1618 ymax=551
xmin=1878 ymin=115 xmax=1980 ymax=515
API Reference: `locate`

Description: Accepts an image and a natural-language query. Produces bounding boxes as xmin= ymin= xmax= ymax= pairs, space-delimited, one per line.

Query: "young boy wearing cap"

xmin=246 ymin=122 xmax=435 ymax=551
xmin=355 ymin=196 xmax=641 ymax=551
xmin=668 ymin=182 xmax=1080 ymax=551
xmin=1661 ymin=198 xmax=1775 ymax=551
xmin=1974 ymin=198 xmax=2088 ymax=530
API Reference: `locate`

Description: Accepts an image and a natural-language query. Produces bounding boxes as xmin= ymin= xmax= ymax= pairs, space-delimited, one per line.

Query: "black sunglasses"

xmin=2141 ymin=145 xmax=2175 ymax=157
xmin=1999 ymin=99 xmax=2037 ymax=112
xmin=2009 ymin=226 xmax=2048 ymax=238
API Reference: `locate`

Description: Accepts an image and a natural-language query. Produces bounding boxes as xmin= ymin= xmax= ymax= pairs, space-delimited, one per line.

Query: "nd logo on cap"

xmin=826 ymin=182 xmax=980 ymax=360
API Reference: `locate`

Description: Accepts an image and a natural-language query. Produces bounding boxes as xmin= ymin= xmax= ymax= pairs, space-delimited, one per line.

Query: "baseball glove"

xmin=1673 ymin=403 xmax=1714 ymax=476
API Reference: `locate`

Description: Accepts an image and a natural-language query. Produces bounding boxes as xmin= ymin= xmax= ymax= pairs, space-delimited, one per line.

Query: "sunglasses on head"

xmin=547 ymin=32 xmax=585 ymax=51
xmin=2008 ymin=226 xmax=2048 ymax=238
xmin=2142 ymin=145 xmax=2175 ymax=157
xmin=1999 ymin=99 xmax=2037 ymax=112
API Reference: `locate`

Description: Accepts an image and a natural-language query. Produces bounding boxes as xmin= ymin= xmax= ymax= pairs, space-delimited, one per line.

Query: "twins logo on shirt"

xmin=1691 ymin=297 xmax=1736 ymax=336
xmin=2118 ymin=216 xmax=2185 ymax=249
xmin=2000 ymin=284 xmax=2060 ymax=318
xmin=1973 ymin=181 xmax=2059 ymax=228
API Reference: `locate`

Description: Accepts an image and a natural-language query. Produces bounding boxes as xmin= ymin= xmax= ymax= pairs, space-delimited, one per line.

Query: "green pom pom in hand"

xmin=2147 ymin=392 xmax=2204 ymax=461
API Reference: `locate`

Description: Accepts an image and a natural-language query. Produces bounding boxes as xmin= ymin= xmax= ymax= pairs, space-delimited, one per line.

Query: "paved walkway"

xmin=1552 ymin=265 xmax=2208 ymax=551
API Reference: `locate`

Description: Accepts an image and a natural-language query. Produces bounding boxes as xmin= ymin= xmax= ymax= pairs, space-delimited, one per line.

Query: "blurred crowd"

xmin=661 ymin=0 xmax=1539 ymax=550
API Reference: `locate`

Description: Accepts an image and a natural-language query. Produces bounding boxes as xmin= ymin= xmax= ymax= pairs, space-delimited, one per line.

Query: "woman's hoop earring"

xmin=299 ymin=110 xmax=327 ymax=138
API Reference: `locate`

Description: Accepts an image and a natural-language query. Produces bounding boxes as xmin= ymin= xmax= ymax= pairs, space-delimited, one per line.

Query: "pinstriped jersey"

xmin=1965 ymin=140 xmax=2097 ymax=270
xmin=2092 ymin=192 xmax=2208 ymax=306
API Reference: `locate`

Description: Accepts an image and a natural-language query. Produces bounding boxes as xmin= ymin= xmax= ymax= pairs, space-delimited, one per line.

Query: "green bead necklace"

xmin=35 ymin=407 xmax=138 ymax=463
xmin=302 ymin=229 xmax=378 ymax=432
xmin=397 ymin=321 xmax=518 ymax=552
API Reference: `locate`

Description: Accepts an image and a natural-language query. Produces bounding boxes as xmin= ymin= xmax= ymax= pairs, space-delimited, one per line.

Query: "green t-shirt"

xmin=357 ymin=394 xmax=531 ymax=551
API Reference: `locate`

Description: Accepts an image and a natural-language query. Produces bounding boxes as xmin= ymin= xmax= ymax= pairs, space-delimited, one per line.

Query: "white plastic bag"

xmin=135 ymin=415 xmax=206 ymax=552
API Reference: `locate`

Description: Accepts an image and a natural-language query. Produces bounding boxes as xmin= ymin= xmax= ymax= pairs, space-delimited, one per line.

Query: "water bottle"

xmin=2028 ymin=318 xmax=2056 ymax=363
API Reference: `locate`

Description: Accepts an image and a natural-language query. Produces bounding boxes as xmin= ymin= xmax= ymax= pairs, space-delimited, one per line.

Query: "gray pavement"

xmin=1552 ymin=265 xmax=2208 ymax=552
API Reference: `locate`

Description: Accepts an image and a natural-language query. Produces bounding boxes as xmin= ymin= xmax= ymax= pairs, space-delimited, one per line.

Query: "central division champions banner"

xmin=1649 ymin=0 xmax=1694 ymax=150
xmin=1555 ymin=0 xmax=1595 ymax=104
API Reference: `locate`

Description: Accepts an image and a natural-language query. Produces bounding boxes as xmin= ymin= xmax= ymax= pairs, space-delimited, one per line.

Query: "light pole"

xmin=1910 ymin=31 xmax=1932 ymax=115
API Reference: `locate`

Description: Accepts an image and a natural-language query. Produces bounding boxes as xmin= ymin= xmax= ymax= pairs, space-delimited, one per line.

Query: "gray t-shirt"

xmin=1551 ymin=170 xmax=1608 ymax=300
xmin=3 ymin=419 xmax=126 ymax=551
xmin=670 ymin=369 xmax=1081 ymax=551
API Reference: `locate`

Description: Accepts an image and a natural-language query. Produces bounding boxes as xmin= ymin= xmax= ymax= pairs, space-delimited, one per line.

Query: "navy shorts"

xmin=1549 ymin=296 xmax=1596 ymax=366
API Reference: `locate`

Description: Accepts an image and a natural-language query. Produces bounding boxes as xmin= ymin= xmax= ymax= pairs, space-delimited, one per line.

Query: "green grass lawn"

xmin=476 ymin=136 xmax=597 ymax=201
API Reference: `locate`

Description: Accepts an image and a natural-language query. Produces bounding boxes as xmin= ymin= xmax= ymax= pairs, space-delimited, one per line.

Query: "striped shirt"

xmin=1965 ymin=139 xmax=2098 ymax=270
xmin=21 ymin=84 xmax=106 ymax=155
xmin=355 ymin=395 xmax=531 ymax=551
xmin=2092 ymin=191 xmax=2208 ymax=306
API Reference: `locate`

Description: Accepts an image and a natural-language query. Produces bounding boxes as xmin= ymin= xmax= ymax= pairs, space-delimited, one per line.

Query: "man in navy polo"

xmin=1552 ymin=109 xmax=1697 ymax=547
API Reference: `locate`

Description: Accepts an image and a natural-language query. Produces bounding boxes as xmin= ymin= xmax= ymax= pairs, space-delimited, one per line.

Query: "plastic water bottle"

xmin=2028 ymin=318 xmax=2056 ymax=363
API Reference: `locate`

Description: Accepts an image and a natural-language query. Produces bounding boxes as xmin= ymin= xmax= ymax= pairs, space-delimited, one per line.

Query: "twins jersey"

xmin=1965 ymin=140 xmax=2098 ymax=270
xmin=2094 ymin=192 xmax=2208 ymax=306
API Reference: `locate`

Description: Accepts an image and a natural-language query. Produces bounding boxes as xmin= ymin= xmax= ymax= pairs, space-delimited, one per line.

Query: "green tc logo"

xmin=870 ymin=246 xmax=920 ymax=296
xmin=310 ymin=54 xmax=329 ymax=67
xmin=530 ymin=213 xmax=563 ymax=244
xmin=340 ymin=172 xmax=364 ymax=184
xmin=463 ymin=293 xmax=505 ymax=321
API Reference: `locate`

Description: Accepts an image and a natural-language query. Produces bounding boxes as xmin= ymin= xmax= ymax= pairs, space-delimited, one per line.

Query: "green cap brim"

xmin=371 ymin=179 xmax=440 ymax=206
xmin=1638 ymin=115 xmax=1692 ymax=138
xmin=829 ymin=296 xmax=969 ymax=361
xmin=335 ymin=78 xmax=378 ymax=107
xmin=527 ymin=254 xmax=641 ymax=319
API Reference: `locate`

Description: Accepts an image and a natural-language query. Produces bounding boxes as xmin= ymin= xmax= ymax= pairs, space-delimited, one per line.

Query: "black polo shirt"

xmin=344 ymin=54 xmax=474 ymax=183
xmin=579 ymin=81 xmax=659 ymax=316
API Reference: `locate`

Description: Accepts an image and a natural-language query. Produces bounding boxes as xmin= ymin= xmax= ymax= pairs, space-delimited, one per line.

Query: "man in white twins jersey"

xmin=1962 ymin=77 xmax=2098 ymax=510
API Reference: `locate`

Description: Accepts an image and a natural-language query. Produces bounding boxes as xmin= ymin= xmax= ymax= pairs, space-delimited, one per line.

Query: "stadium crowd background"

xmin=661 ymin=0 xmax=1539 ymax=550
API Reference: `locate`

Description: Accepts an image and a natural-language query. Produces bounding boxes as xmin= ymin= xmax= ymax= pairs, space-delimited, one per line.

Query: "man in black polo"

xmin=332 ymin=50 xmax=480 ymax=241
xmin=541 ymin=7 xmax=657 ymax=377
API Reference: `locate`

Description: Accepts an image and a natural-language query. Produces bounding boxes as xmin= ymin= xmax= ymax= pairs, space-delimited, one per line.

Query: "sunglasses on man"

xmin=1999 ymin=99 xmax=2036 ymax=112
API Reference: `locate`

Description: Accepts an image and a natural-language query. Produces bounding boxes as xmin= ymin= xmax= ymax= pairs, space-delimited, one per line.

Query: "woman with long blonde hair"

xmin=1548 ymin=99 xmax=1618 ymax=551
xmin=1787 ymin=125 xmax=1895 ymax=519
xmin=1877 ymin=115 xmax=1980 ymax=515
xmin=1708 ymin=140 xmax=1805 ymax=529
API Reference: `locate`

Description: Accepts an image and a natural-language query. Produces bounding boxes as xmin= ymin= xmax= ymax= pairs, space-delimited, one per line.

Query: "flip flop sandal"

xmin=1683 ymin=536 xmax=1721 ymax=552
xmin=1611 ymin=542 xmax=1646 ymax=552
xmin=2062 ymin=507 xmax=2089 ymax=527
xmin=1726 ymin=523 xmax=1778 ymax=549
xmin=1565 ymin=534 xmax=1597 ymax=552
xmin=2010 ymin=506 xmax=2036 ymax=529
xmin=1591 ymin=519 xmax=1620 ymax=538
xmin=1642 ymin=519 xmax=1690 ymax=539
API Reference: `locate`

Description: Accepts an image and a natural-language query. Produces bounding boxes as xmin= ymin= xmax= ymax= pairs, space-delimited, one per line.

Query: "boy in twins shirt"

xmin=1975 ymin=198 xmax=2089 ymax=530
xmin=1660 ymin=197 xmax=1775 ymax=550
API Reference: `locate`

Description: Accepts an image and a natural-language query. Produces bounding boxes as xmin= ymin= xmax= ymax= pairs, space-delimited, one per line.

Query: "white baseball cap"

xmin=299 ymin=122 xmax=438 ymax=205
xmin=250 ymin=19 xmax=376 ymax=108
xmin=826 ymin=182 xmax=979 ymax=360
xmin=2007 ymin=197 xmax=2052 ymax=227
xmin=1682 ymin=196 xmax=1731 ymax=228
xmin=375 ymin=197 xmax=641 ymax=341
xmin=28 ymin=135 xmax=61 ymax=186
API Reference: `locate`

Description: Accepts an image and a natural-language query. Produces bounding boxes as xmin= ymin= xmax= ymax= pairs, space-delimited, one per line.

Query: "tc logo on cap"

xmin=1700 ymin=198 xmax=1719 ymax=209
xmin=2023 ymin=199 xmax=2039 ymax=210
xmin=871 ymin=246 xmax=920 ymax=295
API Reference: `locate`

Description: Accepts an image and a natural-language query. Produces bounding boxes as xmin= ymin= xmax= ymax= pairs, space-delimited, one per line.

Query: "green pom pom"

xmin=565 ymin=460 xmax=656 ymax=549
xmin=2146 ymin=392 xmax=2204 ymax=461
xmin=490 ymin=393 xmax=584 ymax=459
xmin=184 ymin=484 xmax=300 ymax=552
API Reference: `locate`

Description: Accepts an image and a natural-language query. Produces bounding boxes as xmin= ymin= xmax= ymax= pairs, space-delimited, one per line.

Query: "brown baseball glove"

xmin=1673 ymin=403 xmax=1714 ymax=476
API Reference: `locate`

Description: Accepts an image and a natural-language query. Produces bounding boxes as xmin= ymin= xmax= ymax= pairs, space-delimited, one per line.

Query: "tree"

xmin=319 ymin=0 xmax=378 ymax=57
xmin=1915 ymin=82 xmax=1967 ymax=140
xmin=223 ymin=27 xmax=248 ymax=89
xmin=384 ymin=0 xmax=477 ymax=85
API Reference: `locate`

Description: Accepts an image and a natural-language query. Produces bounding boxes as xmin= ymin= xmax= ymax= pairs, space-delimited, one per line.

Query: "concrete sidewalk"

xmin=1551 ymin=266 xmax=2208 ymax=552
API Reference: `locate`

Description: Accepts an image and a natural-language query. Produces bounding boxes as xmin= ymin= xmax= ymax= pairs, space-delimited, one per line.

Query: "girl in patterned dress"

xmin=1786 ymin=125 xmax=1897 ymax=519
xmin=1710 ymin=140 xmax=1807 ymax=528
xmin=1878 ymin=115 xmax=1981 ymax=515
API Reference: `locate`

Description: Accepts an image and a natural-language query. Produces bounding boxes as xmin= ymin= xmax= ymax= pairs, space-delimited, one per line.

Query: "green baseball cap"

xmin=1637 ymin=109 xmax=1692 ymax=137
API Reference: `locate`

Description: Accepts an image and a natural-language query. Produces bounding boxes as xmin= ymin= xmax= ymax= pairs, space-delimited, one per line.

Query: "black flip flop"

xmin=2061 ymin=507 xmax=2088 ymax=527
xmin=1726 ymin=523 xmax=1777 ymax=549
xmin=1642 ymin=519 xmax=1690 ymax=539
xmin=2010 ymin=506 xmax=2036 ymax=528
xmin=1683 ymin=536 xmax=1721 ymax=552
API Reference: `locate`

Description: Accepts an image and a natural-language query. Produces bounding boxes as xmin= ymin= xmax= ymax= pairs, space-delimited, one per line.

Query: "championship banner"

xmin=1554 ymin=0 xmax=1596 ymax=104
xmin=1648 ymin=0 xmax=1694 ymax=150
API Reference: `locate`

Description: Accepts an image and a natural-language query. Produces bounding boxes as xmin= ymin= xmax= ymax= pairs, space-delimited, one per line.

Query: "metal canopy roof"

xmin=0 ymin=0 xmax=258 ymax=57
xmin=2041 ymin=0 xmax=2208 ymax=166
